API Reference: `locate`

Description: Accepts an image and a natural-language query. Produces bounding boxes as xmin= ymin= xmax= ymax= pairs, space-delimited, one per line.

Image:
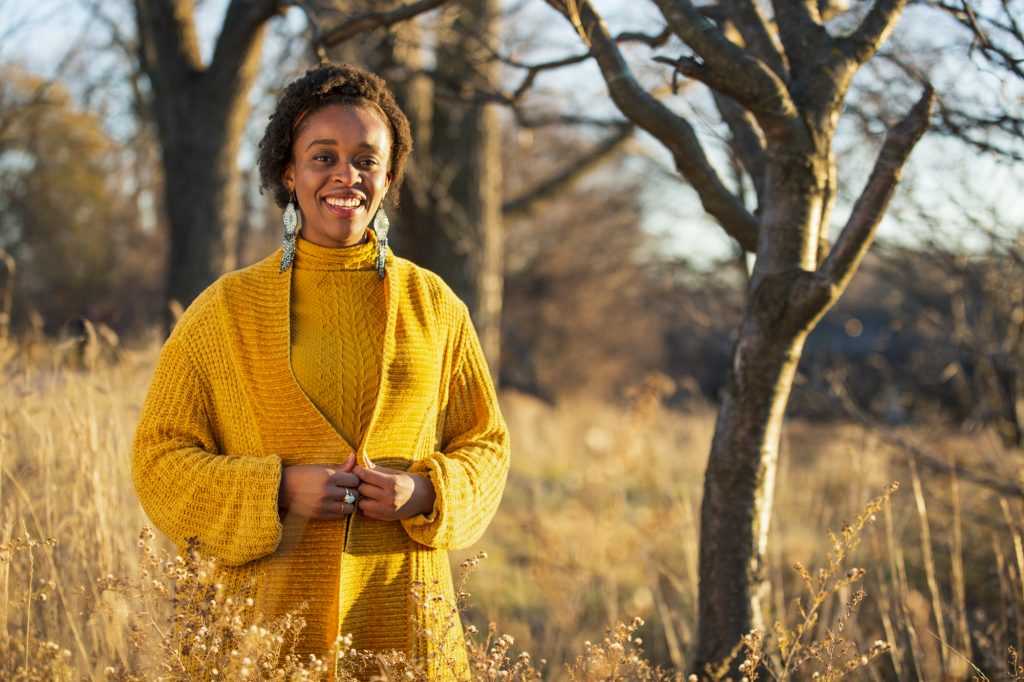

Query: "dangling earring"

xmin=279 ymin=192 xmax=301 ymax=273
xmin=372 ymin=206 xmax=390 ymax=280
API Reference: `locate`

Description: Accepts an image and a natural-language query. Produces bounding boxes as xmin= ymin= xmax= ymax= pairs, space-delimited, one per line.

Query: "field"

xmin=2 ymin=339 xmax=1023 ymax=680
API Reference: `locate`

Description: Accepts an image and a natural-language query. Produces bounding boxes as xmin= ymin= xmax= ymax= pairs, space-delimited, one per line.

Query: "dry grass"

xmin=2 ymin=340 xmax=1023 ymax=680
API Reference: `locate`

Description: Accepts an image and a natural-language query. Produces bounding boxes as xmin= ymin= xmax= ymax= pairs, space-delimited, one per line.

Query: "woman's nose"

xmin=332 ymin=162 xmax=361 ymax=185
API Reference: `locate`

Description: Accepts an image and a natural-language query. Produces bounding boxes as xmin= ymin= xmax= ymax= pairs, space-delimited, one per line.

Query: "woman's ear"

xmin=282 ymin=164 xmax=295 ymax=194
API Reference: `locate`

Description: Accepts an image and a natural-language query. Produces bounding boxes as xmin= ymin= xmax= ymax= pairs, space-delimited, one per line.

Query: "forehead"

xmin=293 ymin=103 xmax=392 ymax=149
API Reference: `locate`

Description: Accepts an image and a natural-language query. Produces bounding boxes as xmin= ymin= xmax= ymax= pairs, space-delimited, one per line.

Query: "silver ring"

xmin=344 ymin=488 xmax=356 ymax=505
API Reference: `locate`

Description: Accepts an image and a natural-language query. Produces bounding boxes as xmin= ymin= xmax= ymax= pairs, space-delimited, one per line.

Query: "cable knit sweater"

xmin=132 ymin=234 xmax=509 ymax=677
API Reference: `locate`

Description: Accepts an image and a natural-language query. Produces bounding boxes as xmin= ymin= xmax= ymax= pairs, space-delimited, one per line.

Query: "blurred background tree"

xmin=0 ymin=66 xmax=162 ymax=331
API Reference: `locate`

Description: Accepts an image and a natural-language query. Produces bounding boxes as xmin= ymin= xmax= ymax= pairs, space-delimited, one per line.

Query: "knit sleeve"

xmin=401 ymin=306 xmax=510 ymax=550
xmin=132 ymin=335 xmax=283 ymax=566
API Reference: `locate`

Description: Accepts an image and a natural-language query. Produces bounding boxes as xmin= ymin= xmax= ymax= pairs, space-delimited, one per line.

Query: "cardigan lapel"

xmin=355 ymin=256 xmax=399 ymax=469
xmin=224 ymin=250 xmax=350 ymax=463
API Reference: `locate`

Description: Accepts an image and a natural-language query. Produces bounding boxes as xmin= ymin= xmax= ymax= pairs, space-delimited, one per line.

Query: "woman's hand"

xmin=279 ymin=452 xmax=361 ymax=520
xmin=353 ymin=463 xmax=436 ymax=521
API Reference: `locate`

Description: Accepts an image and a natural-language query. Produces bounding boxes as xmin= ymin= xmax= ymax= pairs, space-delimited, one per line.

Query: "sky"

xmin=1 ymin=0 xmax=1020 ymax=266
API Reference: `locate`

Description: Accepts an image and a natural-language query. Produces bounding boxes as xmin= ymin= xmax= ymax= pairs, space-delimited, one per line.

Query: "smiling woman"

xmin=131 ymin=63 xmax=509 ymax=680
xmin=285 ymin=105 xmax=393 ymax=249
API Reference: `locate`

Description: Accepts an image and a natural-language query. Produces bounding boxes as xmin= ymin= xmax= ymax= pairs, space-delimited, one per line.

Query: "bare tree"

xmin=539 ymin=0 xmax=934 ymax=672
xmin=0 ymin=66 xmax=155 ymax=329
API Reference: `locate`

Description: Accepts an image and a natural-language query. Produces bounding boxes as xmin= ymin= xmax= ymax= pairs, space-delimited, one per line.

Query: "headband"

xmin=289 ymin=97 xmax=391 ymax=136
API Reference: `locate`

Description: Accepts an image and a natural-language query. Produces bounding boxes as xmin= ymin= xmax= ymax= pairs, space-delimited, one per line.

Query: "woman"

xmin=132 ymin=63 xmax=509 ymax=677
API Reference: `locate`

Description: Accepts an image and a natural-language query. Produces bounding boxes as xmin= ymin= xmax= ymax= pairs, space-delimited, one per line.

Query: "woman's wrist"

xmin=412 ymin=473 xmax=436 ymax=518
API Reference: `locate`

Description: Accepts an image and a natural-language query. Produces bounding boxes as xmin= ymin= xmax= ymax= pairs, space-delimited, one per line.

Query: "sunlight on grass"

xmin=1 ymin=341 xmax=1022 ymax=679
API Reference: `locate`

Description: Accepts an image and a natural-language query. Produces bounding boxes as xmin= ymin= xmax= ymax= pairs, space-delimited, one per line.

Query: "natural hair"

xmin=257 ymin=63 xmax=413 ymax=209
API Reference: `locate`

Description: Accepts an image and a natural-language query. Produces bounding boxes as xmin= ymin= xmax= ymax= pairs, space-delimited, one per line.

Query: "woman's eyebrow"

xmin=304 ymin=138 xmax=336 ymax=151
xmin=303 ymin=139 xmax=384 ymax=153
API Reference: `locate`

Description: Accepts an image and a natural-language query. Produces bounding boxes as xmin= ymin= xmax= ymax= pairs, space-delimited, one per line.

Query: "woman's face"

xmin=283 ymin=103 xmax=392 ymax=248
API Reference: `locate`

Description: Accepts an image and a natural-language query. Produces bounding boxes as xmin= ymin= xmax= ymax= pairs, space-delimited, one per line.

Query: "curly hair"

xmin=258 ymin=63 xmax=413 ymax=209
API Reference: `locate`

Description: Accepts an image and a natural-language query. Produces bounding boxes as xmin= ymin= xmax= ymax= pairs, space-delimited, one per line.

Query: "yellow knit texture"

xmin=132 ymin=237 xmax=510 ymax=678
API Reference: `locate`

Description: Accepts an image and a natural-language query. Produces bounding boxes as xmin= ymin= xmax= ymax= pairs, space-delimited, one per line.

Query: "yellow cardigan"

xmin=132 ymin=246 xmax=509 ymax=675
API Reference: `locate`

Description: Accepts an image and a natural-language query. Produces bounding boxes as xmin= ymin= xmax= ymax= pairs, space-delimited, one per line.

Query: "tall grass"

xmin=1 ymin=341 xmax=1022 ymax=679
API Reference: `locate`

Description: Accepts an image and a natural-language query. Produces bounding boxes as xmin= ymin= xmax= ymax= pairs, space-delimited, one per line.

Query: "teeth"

xmin=325 ymin=197 xmax=362 ymax=208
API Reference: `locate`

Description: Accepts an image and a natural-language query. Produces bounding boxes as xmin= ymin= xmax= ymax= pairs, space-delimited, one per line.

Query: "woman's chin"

xmin=303 ymin=226 xmax=369 ymax=248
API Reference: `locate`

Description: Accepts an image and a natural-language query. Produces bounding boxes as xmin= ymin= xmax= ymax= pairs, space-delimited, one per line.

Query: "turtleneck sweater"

xmin=290 ymin=235 xmax=384 ymax=450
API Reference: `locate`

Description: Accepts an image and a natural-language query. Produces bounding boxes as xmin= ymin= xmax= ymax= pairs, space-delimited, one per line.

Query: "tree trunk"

xmin=135 ymin=0 xmax=279 ymax=329
xmin=694 ymin=147 xmax=832 ymax=670
xmin=160 ymin=118 xmax=245 ymax=313
xmin=398 ymin=0 xmax=503 ymax=373
xmin=695 ymin=317 xmax=808 ymax=668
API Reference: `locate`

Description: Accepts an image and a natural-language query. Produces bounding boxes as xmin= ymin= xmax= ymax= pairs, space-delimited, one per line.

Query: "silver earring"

xmin=372 ymin=207 xmax=390 ymax=280
xmin=279 ymin=193 xmax=301 ymax=273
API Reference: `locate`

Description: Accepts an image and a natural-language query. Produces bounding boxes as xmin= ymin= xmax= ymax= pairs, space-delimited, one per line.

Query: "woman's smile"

xmin=322 ymin=191 xmax=367 ymax=218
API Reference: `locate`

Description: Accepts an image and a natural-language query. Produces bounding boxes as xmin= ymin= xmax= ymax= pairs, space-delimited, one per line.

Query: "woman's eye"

xmin=358 ymin=158 xmax=380 ymax=168
xmin=313 ymin=153 xmax=334 ymax=163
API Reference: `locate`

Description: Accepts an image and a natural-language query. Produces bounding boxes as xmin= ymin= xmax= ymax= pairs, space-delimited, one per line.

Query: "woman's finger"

xmin=327 ymin=470 xmax=361 ymax=488
xmin=356 ymin=498 xmax=391 ymax=520
xmin=356 ymin=481 xmax=386 ymax=501
xmin=340 ymin=451 xmax=357 ymax=472
xmin=352 ymin=464 xmax=398 ymax=485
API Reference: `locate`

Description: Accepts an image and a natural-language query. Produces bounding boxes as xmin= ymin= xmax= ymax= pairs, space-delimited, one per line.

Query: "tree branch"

xmin=502 ymin=124 xmax=634 ymax=219
xmin=500 ymin=27 xmax=671 ymax=104
xmin=773 ymin=0 xmax=825 ymax=63
xmin=506 ymin=52 xmax=591 ymax=103
xmin=820 ymin=85 xmax=935 ymax=289
xmin=773 ymin=0 xmax=843 ymax=115
xmin=545 ymin=0 xmax=758 ymax=250
xmin=135 ymin=0 xmax=204 ymax=92
xmin=711 ymin=91 xmax=766 ymax=205
xmin=616 ymin=27 xmax=673 ymax=47
xmin=649 ymin=0 xmax=800 ymax=139
xmin=515 ymin=113 xmax=632 ymax=128
xmin=840 ymin=0 xmax=908 ymax=65
xmin=934 ymin=101 xmax=1024 ymax=162
xmin=930 ymin=0 xmax=1024 ymax=81
xmin=315 ymin=0 xmax=448 ymax=47
xmin=208 ymin=0 xmax=281 ymax=86
xmin=719 ymin=0 xmax=788 ymax=79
